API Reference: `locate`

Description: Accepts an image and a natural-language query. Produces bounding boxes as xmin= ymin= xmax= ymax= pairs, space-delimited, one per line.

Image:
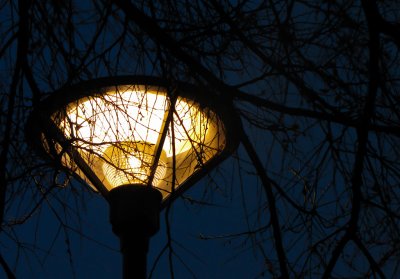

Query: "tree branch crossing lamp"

xmin=27 ymin=76 xmax=238 ymax=278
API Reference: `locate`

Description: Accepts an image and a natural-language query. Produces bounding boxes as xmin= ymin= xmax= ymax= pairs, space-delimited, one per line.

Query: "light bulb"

xmin=102 ymin=141 xmax=167 ymax=188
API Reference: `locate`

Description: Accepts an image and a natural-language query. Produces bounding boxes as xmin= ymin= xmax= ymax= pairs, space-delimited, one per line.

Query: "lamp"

xmin=26 ymin=76 xmax=238 ymax=278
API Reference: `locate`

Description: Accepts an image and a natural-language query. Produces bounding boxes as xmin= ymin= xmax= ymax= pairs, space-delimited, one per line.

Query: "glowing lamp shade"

xmin=31 ymin=77 xmax=236 ymax=203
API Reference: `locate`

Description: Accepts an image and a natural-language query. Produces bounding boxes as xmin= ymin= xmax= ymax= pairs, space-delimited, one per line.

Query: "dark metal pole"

xmin=107 ymin=185 xmax=162 ymax=279
xmin=120 ymin=233 xmax=149 ymax=278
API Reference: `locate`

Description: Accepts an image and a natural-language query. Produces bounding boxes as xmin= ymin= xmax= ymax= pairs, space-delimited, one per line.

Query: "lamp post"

xmin=26 ymin=76 xmax=238 ymax=278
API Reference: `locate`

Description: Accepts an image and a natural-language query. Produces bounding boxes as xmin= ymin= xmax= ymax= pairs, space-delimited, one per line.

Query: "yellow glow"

xmin=64 ymin=87 xmax=204 ymax=158
xmin=102 ymin=142 xmax=167 ymax=187
xmin=56 ymin=84 xmax=226 ymax=194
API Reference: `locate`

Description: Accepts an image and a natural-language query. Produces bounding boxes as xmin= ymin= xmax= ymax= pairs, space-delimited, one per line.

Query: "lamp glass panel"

xmin=52 ymin=84 xmax=226 ymax=199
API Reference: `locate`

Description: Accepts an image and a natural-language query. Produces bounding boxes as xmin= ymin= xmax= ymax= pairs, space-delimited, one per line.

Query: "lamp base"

xmin=107 ymin=184 xmax=162 ymax=279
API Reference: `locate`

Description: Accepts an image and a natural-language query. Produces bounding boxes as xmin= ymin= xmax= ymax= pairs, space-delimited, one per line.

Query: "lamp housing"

xmin=26 ymin=76 xmax=239 ymax=206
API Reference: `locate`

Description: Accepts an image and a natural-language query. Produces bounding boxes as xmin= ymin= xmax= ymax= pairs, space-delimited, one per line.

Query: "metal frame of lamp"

xmin=26 ymin=76 xmax=239 ymax=278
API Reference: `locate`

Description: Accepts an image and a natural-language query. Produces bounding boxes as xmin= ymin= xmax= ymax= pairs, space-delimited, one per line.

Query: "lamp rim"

xmin=26 ymin=75 xmax=241 ymax=208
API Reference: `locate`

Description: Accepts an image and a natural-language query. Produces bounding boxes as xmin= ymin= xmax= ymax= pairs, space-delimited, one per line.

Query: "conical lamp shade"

xmin=28 ymin=77 xmax=238 ymax=205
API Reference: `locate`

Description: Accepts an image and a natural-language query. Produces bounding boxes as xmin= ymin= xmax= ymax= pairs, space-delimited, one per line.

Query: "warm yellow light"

xmin=102 ymin=142 xmax=167 ymax=187
xmin=65 ymin=87 xmax=203 ymax=157
xmin=56 ymin=84 xmax=226 ymax=197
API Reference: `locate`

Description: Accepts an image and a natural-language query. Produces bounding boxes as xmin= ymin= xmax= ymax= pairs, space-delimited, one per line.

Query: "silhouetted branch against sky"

xmin=0 ymin=0 xmax=400 ymax=278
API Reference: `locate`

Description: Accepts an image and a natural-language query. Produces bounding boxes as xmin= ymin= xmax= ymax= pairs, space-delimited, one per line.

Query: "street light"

xmin=26 ymin=76 xmax=238 ymax=278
